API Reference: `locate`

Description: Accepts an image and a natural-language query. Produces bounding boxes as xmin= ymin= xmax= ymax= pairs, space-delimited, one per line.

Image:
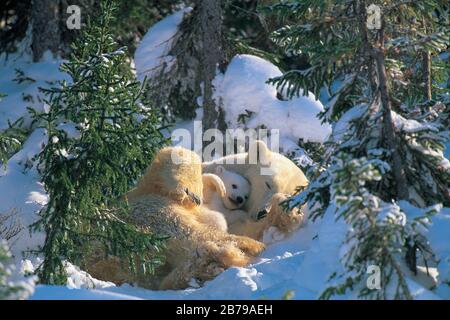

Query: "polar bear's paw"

xmin=228 ymin=235 xmax=266 ymax=257
xmin=267 ymin=193 xmax=305 ymax=233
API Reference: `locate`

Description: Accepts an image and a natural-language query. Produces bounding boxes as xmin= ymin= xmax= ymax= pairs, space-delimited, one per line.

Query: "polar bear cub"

xmin=202 ymin=166 xmax=251 ymax=231
xmin=214 ymin=165 xmax=251 ymax=210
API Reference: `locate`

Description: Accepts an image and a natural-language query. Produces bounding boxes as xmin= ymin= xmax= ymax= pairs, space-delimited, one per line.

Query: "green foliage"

xmin=0 ymin=116 xmax=27 ymax=168
xmin=30 ymin=0 xmax=167 ymax=285
xmin=263 ymin=0 xmax=449 ymax=121
xmin=76 ymin=0 xmax=186 ymax=56
xmin=226 ymin=0 xmax=311 ymax=73
xmin=265 ymin=0 xmax=449 ymax=299
xmin=112 ymin=0 xmax=185 ymax=55
xmin=318 ymin=154 xmax=429 ymax=299
xmin=0 ymin=240 xmax=31 ymax=300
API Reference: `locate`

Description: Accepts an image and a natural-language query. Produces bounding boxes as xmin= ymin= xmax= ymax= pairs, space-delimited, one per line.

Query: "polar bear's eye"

xmin=232 ymin=184 xmax=237 ymax=189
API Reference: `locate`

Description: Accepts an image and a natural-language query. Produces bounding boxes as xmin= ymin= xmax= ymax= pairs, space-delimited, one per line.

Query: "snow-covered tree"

xmin=30 ymin=0 xmax=166 ymax=285
xmin=0 ymin=240 xmax=33 ymax=300
xmin=318 ymin=153 xmax=437 ymax=299
xmin=265 ymin=0 xmax=449 ymax=299
xmin=140 ymin=1 xmax=228 ymax=129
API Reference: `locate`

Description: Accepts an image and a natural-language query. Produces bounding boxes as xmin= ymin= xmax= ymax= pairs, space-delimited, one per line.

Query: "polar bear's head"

xmin=127 ymin=146 xmax=203 ymax=207
xmin=214 ymin=166 xmax=250 ymax=209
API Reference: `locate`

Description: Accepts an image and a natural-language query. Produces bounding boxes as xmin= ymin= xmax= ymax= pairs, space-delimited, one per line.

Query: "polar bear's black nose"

xmin=236 ymin=196 xmax=244 ymax=204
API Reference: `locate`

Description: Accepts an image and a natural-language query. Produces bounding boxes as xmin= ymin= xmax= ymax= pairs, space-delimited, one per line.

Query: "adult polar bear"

xmin=203 ymin=140 xmax=308 ymax=240
xmin=87 ymin=147 xmax=265 ymax=290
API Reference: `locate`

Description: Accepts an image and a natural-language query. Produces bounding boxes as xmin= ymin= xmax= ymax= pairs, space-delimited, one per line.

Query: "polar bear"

xmin=213 ymin=165 xmax=251 ymax=210
xmin=201 ymin=172 xmax=251 ymax=232
xmin=87 ymin=146 xmax=265 ymax=290
xmin=202 ymin=140 xmax=308 ymax=240
xmin=195 ymin=173 xmax=229 ymax=232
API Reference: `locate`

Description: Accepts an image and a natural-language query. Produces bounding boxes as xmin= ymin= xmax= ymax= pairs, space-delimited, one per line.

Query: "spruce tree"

xmin=264 ymin=0 xmax=449 ymax=299
xmin=143 ymin=1 xmax=228 ymax=126
xmin=0 ymin=240 xmax=32 ymax=300
xmin=0 ymin=110 xmax=25 ymax=168
xmin=30 ymin=0 xmax=167 ymax=285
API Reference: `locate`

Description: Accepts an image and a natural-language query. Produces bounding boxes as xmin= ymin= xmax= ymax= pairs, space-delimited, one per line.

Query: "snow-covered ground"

xmin=0 ymin=52 xmax=67 ymax=268
xmin=1 ymin=9 xmax=449 ymax=300
xmin=28 ymin=206 xmax=447 ymax=300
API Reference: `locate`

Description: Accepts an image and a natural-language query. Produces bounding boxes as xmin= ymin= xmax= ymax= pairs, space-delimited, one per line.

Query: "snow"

xmin=0 ymin=47 xmax=70 ymax=266
xmin=0 ymin=54 xmax=69 ymax=131
xmin=31 ymin=285 xmax=143 ymax=300
xmin=332 ymin=104 xmax=367 ymax=143
xmin=134 ymin=7 xmax=192 ymax=82
xmin=398 ymin=201 xmax=450 ymax=295
xmin=0 ymin=52 xmax=64 ymax=267
xmin=3 ymin=112 xmax=447 ymax=301
xmin=28 ymin=204 xmax=444 ymax=300
xmin=135 ymin=10 xmax=332 ymax=146
xmin=0 ymin=129 xmax=48 ymax=264
xmin=391 ymin=111 xmax=439 ymax=133
xmin=213 ymin=54 xmax=332 ymax=144
xmin=445 ymin=141 xmax=450 ymax=158
xmin=28 ymin=216 xmax=328 ymax=300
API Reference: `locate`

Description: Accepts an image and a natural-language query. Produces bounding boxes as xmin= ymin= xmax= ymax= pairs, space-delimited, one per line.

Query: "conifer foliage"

xmin=265 ymin=0 xmax=449 ymax=299
xmin=0 ymin=240 xmax=32 ymax=300
xmin=30 ymin=0 xmax=167 ymax=285
xmin=0 ymin=95 xmax=25 ymax=168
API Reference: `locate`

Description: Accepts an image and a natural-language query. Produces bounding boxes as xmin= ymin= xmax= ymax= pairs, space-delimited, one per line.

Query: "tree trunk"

xmin=422 ymin=50 xmax=432 ymax=101
xmin=31 ymin=0 xmax=61 ymax=62
xmin=421 ymin=18 xmax=432 ymax=101
xmin=373 ymin=48 xmax=409 ymax=200
xmin=358 ymin=0 xmax=409 ymax=200
xmin=197 ymin=0 xmax=227 ymax=136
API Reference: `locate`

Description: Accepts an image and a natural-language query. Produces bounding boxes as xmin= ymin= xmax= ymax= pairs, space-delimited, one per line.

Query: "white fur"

xmin=202 ymin=172 xmax=250 ymax=231
xmin=214 ymin=165 xmax=251 ymax=210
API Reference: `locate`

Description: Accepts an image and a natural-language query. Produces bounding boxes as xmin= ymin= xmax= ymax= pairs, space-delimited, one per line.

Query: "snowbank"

xmin=0 ymin=129 xmax=48 ymax=262
xmin=29 ymin=216 xmax=333 ymax=300
xmin=0 ymin=51 xmax=65 ymax=264
xmin=134 ymin=7 xmax=192 ymax=82
xmin=331 ymin=104 xmax=367 ymax=143
xmin=213 ymin=54 xmax=331 ymax=144
xmin=0 ymin=53 xmax=68 ymax=131
xmin=134 ymin=9 xmax=332 ymax=149
xmin=29 ymin=206 xmax=443 ymax=300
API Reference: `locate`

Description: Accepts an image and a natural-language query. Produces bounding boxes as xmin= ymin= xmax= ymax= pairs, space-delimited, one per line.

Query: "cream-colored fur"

xmin=86 ymin=146 xmax=265 ymax=290
xmin=228 ymin=193 xmax=305 ymax=240
xmin=125 ymin=147 xmax=203 ymax=207
xmin=197 ymin=174 xmax=229 ymax=232
xmin=203 ymin=140 xmax=308 ymax=240
xmin=202 ymin=173 xmax=250 ymax=230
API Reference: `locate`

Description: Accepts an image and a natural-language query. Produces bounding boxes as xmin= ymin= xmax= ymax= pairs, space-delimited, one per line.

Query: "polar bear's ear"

xmin=215 ymin=165 xmax=225 ymax=175
xmin=256 ymin=140 xmax=272 ymax=165
xmin=203 ymin=174 xmax=226 ymax=198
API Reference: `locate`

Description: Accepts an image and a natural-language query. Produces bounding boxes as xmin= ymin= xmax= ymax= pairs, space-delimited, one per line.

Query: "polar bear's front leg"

xmin=265 ymin=193 xmax=305 ymax=234
xmin=168 ymin=187 xmax=202 ymax=209
xmin=159 ymin=239 xmax=254 ymax=290
xmin=222 ymin=234 xmax=266 ymax=257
